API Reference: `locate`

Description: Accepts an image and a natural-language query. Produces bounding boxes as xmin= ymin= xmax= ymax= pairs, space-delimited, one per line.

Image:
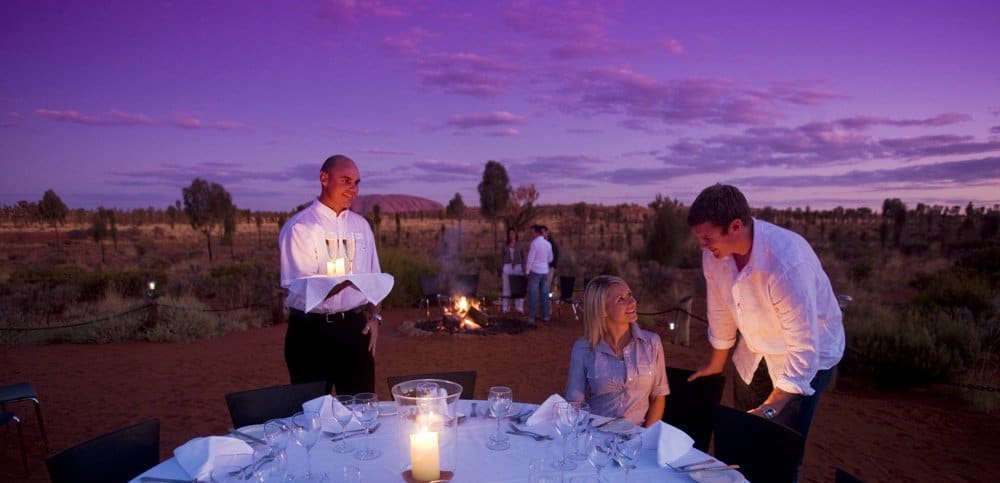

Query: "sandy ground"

xmin=2 ymin=307 xmax=997 ymax=482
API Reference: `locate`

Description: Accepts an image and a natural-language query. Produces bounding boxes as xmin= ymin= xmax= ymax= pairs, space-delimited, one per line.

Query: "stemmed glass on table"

xmin=256 ymin=419 xmax=291 ymax=482
xmin=552 ymin=401 xmax=579 ymax=470
xmin=353 ymin=392 xmax=382 ymax=460
xmin=567 ymin=401 xmax=590 ymax=461
xmin=332 ymin=395 xmax=357 ymax=454
xmin=586 ymin=432 xmax=613 ymax=482
xmin=486 ymin=386 xmax=513 ymax=451
xmin=291 ymin=410 xmax=322 ymax=481
xmin=611 ymin=434 xmax=641 ymax=483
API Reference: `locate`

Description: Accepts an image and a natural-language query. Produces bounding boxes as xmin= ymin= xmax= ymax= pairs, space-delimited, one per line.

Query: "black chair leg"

xmin=32 ymin=398 xmax=48 ymax=453
xmin=13 ymin=414 xmax=29 ymax=474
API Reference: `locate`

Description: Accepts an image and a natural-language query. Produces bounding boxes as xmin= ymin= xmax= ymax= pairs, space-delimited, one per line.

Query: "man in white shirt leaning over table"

xmin=279 ymin=154 xmax=384 ymax=395
xmin=686 ymin=184 xmax=844 ymax=478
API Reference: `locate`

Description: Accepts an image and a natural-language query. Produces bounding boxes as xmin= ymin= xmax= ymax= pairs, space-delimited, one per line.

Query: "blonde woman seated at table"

xmin=565 ymin=275 xmax=668 ymax=427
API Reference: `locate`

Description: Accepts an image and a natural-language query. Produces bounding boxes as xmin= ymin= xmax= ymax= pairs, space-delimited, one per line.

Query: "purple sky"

xmin=3 ymin=0 xmax=999 ymax=211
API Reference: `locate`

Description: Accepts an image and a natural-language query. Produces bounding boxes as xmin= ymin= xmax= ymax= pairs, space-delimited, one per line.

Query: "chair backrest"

xmin=454 ymin=274 xmax=479 ymax=297
xmin=46 ymin=418 xmax=160 ymax=483
xmin=225 ymin=381 xmax=327 ymax=428
xmin=508 ymin=275 xmax=528 ymax=299
xmin=836 ymin=468 xmax=865 ymax=483
xmin=419 ymin=275 xmax=440 ymax=298
xmin=387 ymin=371 xmax=477 ymax=400
xmin=712 ymin=404 xmax=804 ymax=483
xmin=663 ymin=367 xmax=725 ymax=451
xmin=558 ymin=275 xmax=575 ymax=300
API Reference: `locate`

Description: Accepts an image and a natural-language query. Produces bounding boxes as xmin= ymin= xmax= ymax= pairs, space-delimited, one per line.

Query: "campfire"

xmin=399 ymin=295 xmax=537 ymax=336
xmin=441 ymin=296 xmax=488 ymax=333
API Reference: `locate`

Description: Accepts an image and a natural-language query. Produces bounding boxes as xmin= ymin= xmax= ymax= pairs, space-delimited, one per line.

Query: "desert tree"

xmin=165 ymin=202 xmax=179 ymax=230
xmin=38 ymin=189 xmax=68 ymax=246
xmin=477 ymin=160 xmax=511 ymax=249
xmin=182 ymin=177 xmax=234 ymax=263
xmin=254 ymin=211 xmax=264 ymax=248
xmin=505 ymin=184 xmax=539 ymax=233
xmin=644 ymin=195 xmax=687 ymax=267
xmin=882 ymin=198 xmax=907 ymax=247
xmin=222 ymin=206 xmax=237 ymax=260
xmin=446 ymin=192 xmax=466 ymax=248
xmin=573 ymin=202 xmax=587 ymax=246
xmin=92 ymin=207 xmax=109 ymax=263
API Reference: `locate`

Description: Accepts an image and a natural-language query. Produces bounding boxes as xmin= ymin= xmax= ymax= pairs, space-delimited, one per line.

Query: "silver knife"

xmin=228 ymin=428 xmax=266 ymax=445
xmin=138 ymin=477 xmax=195 ymax=483
xmin=593 ymin=416 xmax=625 ymax=428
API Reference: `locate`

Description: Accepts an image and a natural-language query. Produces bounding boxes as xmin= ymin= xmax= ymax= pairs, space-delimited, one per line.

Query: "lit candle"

xmin=326 ymin=258 xmax=346 ymax=276
xmin=409 ymin=430 xmax=440 ymax=481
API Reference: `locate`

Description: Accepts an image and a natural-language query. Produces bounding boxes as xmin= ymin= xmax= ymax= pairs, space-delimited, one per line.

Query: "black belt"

xmin=290 ymin=306 xmax=365 ymax=323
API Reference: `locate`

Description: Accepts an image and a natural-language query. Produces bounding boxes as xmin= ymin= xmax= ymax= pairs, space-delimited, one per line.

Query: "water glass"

xmin=528 ymin=457 xmax=563 ymax=483
xmin=611 ymin=434 xmax=641 ymax=482
xmin=486 ymin=386 xmax=513 ymax=451
xmin=263 ymin=419 xmax=290 ymax=452
xmin=587 ymin=433 xmax=613 ymax=481
xmin=552 ymin=402 xmax=578 ymax=470
xmin=210 ymin=464 xmax=244 ymax=483
xmin=567 ymin=401 xmax=590 ymax=461
xmin=250 ymin=445 xmax=286 ymax=483
xmin=332 ymin=394 xmax=356 ymax=454
xmin=353 ymin=392 xmax=382 ymax=460
xmin=329 ymin=464 xmax=361 ymax=483
xmin=291 ymin=410 xmax=322 ymax=480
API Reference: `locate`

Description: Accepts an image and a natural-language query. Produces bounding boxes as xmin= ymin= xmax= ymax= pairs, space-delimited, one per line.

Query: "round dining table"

xmin=131 ymin=399 xmax=735 ymax=482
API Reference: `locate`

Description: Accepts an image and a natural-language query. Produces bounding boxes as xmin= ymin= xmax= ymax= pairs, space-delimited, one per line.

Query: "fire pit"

xmin=398 ymin=296 xmax=538 ymax=336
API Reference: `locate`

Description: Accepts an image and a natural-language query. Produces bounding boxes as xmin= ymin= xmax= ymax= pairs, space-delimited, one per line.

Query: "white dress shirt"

xmin=703 ymin=219 xmax=844 ymax=396
xmin=525 ymin=235 xmax=552 ymax=274
xmin=279 ymin=199 xmax=381 ymax=313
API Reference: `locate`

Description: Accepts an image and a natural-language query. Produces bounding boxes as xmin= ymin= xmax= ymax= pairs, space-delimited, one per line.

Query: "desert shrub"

xmin=636 ymin=262 xmax=679 ymax=303
xmin=844 ymin=303 xmax=982 ymax=388
xmin=908 ymin=268 xmax=993 ymax=317
xmin=147 ymin=296 xmax=223 ymax=341
xmin=848 ymin=256 xmax=877 ymax=282
xmin=4 ymin=266 xmax=167 ymax=304
xmin=203 ymin=262 xmax=277 ymax=307
xmin=378 ymin=246 xmax=439 ymax=309
xmin=957 ymin=246 xmax=1000 ymax=276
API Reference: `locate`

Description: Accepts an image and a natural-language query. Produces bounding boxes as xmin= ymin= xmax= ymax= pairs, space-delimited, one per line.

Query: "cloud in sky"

xmin=379 ymin=27 xmax=435 ymax=55
xmin=446 ymin=111 xmax=525 ymax=129
xmin=35 ymin=108 xmax=248 ymax=130
xmin=412 ymin=52 xmax=521 ymax=97
xmin=660 ymin=38 xmax=685 ymax=55
xmin=730 ymin=156 xmax=1000 ymax=190
xmin=318 ymin=0 xmax=407 ymax=26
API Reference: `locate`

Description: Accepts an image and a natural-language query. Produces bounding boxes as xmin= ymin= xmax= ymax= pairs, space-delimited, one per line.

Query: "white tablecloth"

xmin=288 ymin=273 xmax=394 ymax=313
xmin=132 ymin=400 xmax=728 ymax=482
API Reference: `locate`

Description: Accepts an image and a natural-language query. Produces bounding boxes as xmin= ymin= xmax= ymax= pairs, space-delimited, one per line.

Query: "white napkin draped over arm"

xmin=525 ymin=393 xmax=568 ymax=426
xmin=173 ymin=436 xmax=252 ymax=481
xmin=640 ymin=421 xmax=694 ymax=467
xmin=289 ymin=273 xmax=394 ymax=313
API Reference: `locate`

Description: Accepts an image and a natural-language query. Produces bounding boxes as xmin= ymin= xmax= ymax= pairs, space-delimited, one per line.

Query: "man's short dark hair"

xmin=687 ymin=183 xmax=753 ymax=230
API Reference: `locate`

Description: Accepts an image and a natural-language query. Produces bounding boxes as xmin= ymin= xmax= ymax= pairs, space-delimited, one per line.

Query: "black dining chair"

xmin=418 ymin=275 xmax=443 ymax=316
xmin=712 ymin=404 xmax=804 ymax=483
xmin=46 ymin=418 xmax=160 ymax=483
xmin=836 ymin=468 xmax=865 ymax=483
xmin=225 ymin=381 xmax=328 ymax=428
xmin=662 ymin=367 xmax=726 ymax=452
xmin=0 ymin=382 xmax=49 ymax=453
xmin=502 ymin=274 xmax=528 ymax=312
xmin=387 ymin=371 xmax=477 ymax=400
xmin=1 ymin=411 xmax=28 ymax=474
xmin=554 ymin=275 xmax=582 ymax=320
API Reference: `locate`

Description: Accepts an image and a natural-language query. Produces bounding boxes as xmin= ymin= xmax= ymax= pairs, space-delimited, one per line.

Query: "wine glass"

xmin=251 ymin=445 xmax=285 ymax=483
xmin=552 ymin=402 xmax=578 ymax=470
xmin=567 ymin=401 xmax=590 ymax=461
xmin=343 ymin=233 xmax=357 ymax=274
xmin=486 ymin=386 xmax=513 ymax=451
xmin=353 ymin=392 xmax=381 ymax=460
xmin=611 ymin=434 xmax=641 ymax=483
xmin=587 ymin=433 xmax=612 ymax=482
xmin=291 ymin=411 xmax=321 ymax=480
xmin=263 ymin=419 xmax=289 ymax=453
xmin=332 ymin=395 xmax=356 ymax=454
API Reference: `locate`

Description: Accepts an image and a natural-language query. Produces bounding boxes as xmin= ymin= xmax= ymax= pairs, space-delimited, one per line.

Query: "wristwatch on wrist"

xmin=371 ymin=312 xmax=382 ymax=325
xmin=761 ymin=405 xmax=778 ymax=419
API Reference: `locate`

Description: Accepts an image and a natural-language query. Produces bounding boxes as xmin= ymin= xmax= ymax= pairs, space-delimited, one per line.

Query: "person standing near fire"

xmin=279 ymin=154 xmax=386 ymax=395
xmin=500 ymin=227 xmax=525 ymax=313
xmin=524 ymin=224 xmax=553 ymax=322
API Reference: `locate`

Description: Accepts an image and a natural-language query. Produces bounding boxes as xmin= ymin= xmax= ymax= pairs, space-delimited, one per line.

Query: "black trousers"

xmin=733 ymin=360 xmax=836 ymax=439
xmin=284 ymin=309 xmax=375 ymax=395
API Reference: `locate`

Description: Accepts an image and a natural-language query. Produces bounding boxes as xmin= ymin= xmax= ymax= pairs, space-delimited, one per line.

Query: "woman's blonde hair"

xmin=582 ymin=275 xmax=627 ymax=348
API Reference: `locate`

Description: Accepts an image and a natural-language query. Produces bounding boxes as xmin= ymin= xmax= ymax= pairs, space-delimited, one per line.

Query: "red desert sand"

xmin=2 ymin=307 xmax=998 ymax=482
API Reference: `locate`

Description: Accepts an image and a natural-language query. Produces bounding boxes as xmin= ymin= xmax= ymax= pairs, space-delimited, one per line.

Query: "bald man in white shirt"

xmin=278 ymin=154 xmax=383 ymax=395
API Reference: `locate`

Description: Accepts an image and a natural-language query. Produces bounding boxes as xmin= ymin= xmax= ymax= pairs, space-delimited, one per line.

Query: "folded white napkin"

xmin=302 ymin=394 xmax=351 ymax=422
xmin=173 ymin=436 xmax=252 ymax=481
xmin=640 ymin=421 xmax=694 ymax=467
xmin=525 ymin=393 xmax=567 ymax=426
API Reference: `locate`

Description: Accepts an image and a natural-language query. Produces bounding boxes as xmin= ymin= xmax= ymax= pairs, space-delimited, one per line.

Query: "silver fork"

xmin=507 ymin=422 xmax=553 ymax=440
